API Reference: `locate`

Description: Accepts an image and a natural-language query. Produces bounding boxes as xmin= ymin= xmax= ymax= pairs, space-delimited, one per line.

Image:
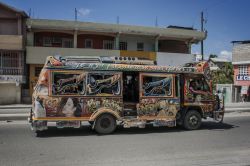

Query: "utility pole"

xmin=116 ymin=16 xmax=119 ymax=24
xmin=75 ymin=8 xmax=77 ymax=21
xmin=155 ymin=16 xmax=158 ymax=27
xmin=201 ymin=11 xmax=204 ymax=61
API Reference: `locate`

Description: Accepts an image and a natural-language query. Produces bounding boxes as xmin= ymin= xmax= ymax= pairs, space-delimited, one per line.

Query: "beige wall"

xmin=0 ymin=84 xmax=21 ymax=104
xmin=26 ymin=46 xmax=120 ymax=64
xmin=156 ymin=52 xmax=195 ymax=66
xmin=0 ymin=35 xmax=23 ymax=50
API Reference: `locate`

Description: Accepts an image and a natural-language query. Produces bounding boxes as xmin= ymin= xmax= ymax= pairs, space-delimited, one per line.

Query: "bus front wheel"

xmin=184 ymin=110 xmax=201 ymax=130
xmin=94 ymin=114 xmax=117 ymax=134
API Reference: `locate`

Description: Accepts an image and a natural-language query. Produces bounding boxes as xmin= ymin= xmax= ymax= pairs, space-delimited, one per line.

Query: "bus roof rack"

xmin=62 ymin=56 xmax=155 ymax=65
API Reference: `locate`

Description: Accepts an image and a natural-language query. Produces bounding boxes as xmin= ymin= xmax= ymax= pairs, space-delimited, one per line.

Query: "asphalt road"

xmin=1 ymin=113 xmax=250 ymax=166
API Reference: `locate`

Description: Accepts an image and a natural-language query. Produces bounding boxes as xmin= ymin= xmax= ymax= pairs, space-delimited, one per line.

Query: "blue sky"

xmin=2 ymin=0 xmax=250 ymax=60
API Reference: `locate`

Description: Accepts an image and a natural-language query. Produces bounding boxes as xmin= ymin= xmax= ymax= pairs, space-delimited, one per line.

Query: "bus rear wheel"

xmin=184 ymin=110 xmax=201 ymax=130
xmin=94 ymin=114 xmax=117 ymax=134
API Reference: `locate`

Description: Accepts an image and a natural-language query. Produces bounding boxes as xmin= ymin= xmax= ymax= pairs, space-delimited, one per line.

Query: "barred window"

xmin=62 ymin=38 xmax=73 ymax=48
xmin=43 ymin=37 xmax=52 ymax=46
xmin=85 ymin=39 xmax=93 ymax=48
xmin=239 ymin=65 xmax=248 ymax=75
xmin=137 ymin=42 xmax=144 ymax=51
xmin=119 ymin=42 xmax=127 ymax=50
xmin=103 ymin=40 xmax=114 ymax=50
xmin=0 ymin=51 xmax=24 ymax=75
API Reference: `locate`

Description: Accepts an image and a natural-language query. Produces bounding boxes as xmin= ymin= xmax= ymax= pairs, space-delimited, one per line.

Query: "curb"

xmin=0 ymin=113 xmax=29 ymax=121
xmin=0 ymin=106 xmax=32 ymax=109
xmin=225 ymin=108 xmax=250 ymax=113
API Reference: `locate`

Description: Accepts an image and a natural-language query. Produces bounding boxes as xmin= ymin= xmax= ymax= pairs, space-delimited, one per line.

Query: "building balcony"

xmin=120 ymin=50 xmax=156 ymax=60
xmin=26 ymin=46 xmax=120 ymax=64
xmin=0 ymin=35 xmax=23 ymax=50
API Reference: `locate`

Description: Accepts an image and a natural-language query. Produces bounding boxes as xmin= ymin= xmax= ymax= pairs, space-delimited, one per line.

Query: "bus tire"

xmin=184 ymin=110 xmax=201 ymax=130
xmin=94 ymin=114 xmax=116 ymax=134
xmin=35 ymin=130 xmax=45 ymax=137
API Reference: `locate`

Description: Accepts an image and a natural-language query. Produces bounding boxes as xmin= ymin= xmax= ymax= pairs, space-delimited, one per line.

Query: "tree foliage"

xmin=209 ymin=54 xmax=218 ymax=59
xmin=211 ymin=62 xmax=234 ymax=91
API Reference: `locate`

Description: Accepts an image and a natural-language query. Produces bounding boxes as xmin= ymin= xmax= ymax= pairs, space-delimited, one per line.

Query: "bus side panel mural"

xmin=32 ymin=70 xmax=123 ymax=119
xmin=42 ymin=97 xmax=122 ymax=118
xmin=138 ymin=73 xmax=179 ymax=118
xmin=137 ymin=98 xmax=179 ymax=117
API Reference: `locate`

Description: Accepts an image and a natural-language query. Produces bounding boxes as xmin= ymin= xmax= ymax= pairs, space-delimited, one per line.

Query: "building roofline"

xmin=0 ymin=2 xmax=28 ymax=17
xmin=232 ymin=61 xmax=250 ymax=65
xmin=26 ymin=18 xmax=206 ymax=43
xmin=209 ymin=58 xmax=230 ymax=63
xmin=231 ymin=40 xmax=250 ymax=44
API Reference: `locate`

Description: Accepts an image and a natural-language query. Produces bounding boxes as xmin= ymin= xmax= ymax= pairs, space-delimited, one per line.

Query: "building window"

xmin=52 ymin=37 xmax=62 ymax=44
xmin=85 ymin=39 xmax=93 ymax=48
xmin=35 ymin=67 xmax=43 ymax=77
xmin=137 ymin=42 xmax=144 ymax=51
xmin=119 ymin=42 xmax=127 ymax=50
xmin=43 ymin=37 xmax=52 ymax=46
xmin=0 ymin=51 xmax=24 ymax=75
xmin=239 ymin=65 xmax=248 ymax=75
xmin=62 ymin=38 xmax=73 ymax=48
xmin=103 ymin=40 xmax=114 ymax=50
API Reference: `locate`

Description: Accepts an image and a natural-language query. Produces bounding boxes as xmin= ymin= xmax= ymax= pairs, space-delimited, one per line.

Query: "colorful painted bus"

xmin=29 ymin=56 xmax=224 ymax=136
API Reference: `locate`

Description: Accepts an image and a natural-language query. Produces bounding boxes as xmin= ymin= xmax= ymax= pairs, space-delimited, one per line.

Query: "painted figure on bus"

xmin=60 ymin=98 xmax=82 ymax=117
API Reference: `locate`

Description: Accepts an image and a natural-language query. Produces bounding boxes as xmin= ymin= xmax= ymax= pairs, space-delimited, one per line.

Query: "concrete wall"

xmin=26 ymin=46 xmax=120 ymax=64
xmin=0 ymin=35 xmax=23 ymax=50
xmin=216 ymin=84 xmax=233 ymax=103
xmin=156 ymin=52 xmax=195 ymax=66
xmin=119 ymin=35 xmax=155 ymax=51
xmin=0 ymin=84 xmax=21 ymax=104
xmin=232 ymin=43 xmax=250 ymax=62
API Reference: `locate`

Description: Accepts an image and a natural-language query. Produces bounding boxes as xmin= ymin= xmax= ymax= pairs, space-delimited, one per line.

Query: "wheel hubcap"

xmin=100 ymin=118 xmax=111 ymax=129
xmin=189 ymin=115 xmax=198 ymax=126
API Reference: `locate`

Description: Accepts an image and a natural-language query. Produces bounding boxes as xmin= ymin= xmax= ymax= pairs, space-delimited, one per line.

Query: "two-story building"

xmin=0 ymin=2 xmax=28 ymax=104
xmin=232 ymin=40 xmax=250 ymax=102
xmin=25 ymin=19 xmax=206 ymax=100
xmin=0 ymin=2 xmax=206 ymax=103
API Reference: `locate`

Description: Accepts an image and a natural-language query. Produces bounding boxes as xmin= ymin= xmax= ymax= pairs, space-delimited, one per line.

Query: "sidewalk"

xmin=225 ymin=102 xmax=250 ymax=112
xmin=0 ymin=104 xmax=32 ymax=109
xmin=0 ymin=102 xmax=250 ymax=121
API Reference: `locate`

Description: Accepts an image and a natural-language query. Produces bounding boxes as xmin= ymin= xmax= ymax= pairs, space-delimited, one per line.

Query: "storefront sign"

xmin=236 ymin=75 xmax=250 ymax=81
xmin=0 ymin=75 xmax=26 ymax=84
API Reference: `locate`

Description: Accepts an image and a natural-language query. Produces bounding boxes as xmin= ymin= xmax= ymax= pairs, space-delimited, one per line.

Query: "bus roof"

xmin=43 ymin=56 xmax=204 ymax=74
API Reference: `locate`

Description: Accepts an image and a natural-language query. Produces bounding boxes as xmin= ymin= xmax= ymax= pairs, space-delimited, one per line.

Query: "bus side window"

xmin=141 ymin=75 xmax=173 ymax=97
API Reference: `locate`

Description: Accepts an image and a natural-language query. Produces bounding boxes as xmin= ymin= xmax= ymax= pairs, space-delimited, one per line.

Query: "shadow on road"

xmin=36 ymin=121 xmax=237 ymax=138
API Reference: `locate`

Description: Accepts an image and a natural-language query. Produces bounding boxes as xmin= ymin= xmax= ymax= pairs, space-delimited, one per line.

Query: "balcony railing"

xmin=0 ymin=51 xmax=24 ymax=75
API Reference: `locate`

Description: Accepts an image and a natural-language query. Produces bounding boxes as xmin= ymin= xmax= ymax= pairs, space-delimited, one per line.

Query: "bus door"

xmin=122 ymin=72 xmax=140 ymax=116
xmin=137 ymin=73 xmax=179 ymax=121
